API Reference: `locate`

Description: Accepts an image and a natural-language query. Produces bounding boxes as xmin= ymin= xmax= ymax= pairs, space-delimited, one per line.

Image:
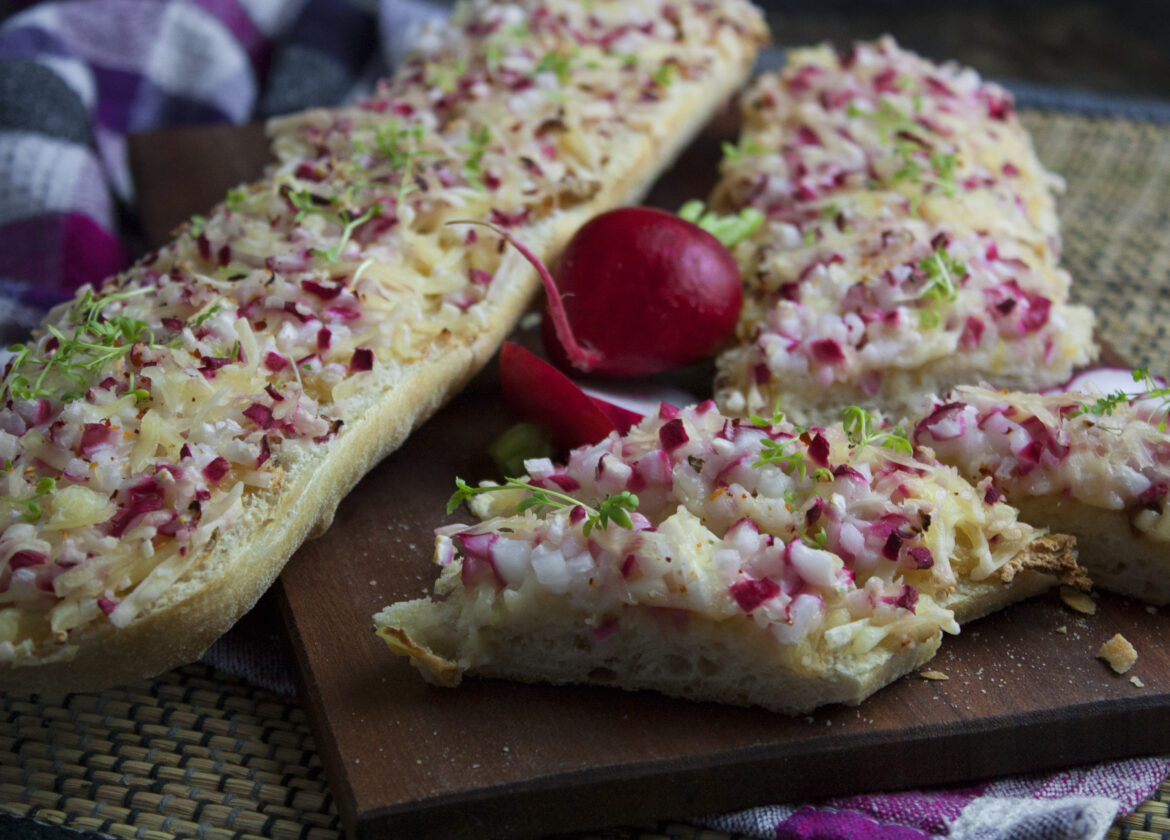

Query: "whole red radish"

xmin=540 ymin=207 xmax=742 ymax=377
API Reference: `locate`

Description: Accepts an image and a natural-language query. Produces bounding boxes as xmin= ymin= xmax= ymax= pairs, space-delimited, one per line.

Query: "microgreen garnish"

xmin=1074 ymin=368 xmax=1170 ymax=429
xmin=189 ymin=215 xmax=208 ymax=237
xmin=374 ymin=122 xmax=426 ymax=170
xmin=225 ymin=188 xmax=248 ymax=212
xmin=840 ymin=406 xmax=912 ymax=458
xmin=749 ymin=403 xmax=798 ymax=430
xmin=371 ymin=121 xmax=438 ymax=203
xmin=448 ymin=477 xmax=639 ymax=536
xmin=190 ymin=304 xmax=222 ymax=329
xmin=805 ymin=526 xmax=829 ymax=550
xmin=651 ymin=62 xmax=674 ymax=88
xmin=677 ymin=200 xmax=764 ymax=248
xmin=3 ymin=476 xmax=57 ymax=523
xmin=2 ymin=287 xmax=155 ymax=403
xmin=849 ymin=98 xmax=959 ymax=209
xmin=721 ymin=138 xmax=768 ymax=164
xmin=912 ymin=241 xmax=965 ymax=327
xmin=288 ymin=190 xmax=382 ymax=262
xmin=753 ymin=437 xmax=809 ymax=479
xmin=488 ymin=423 xmax=553 ymax=478
xmin=426 ymin=58 xmax=468 ymax=92
xmin=459 ymin=126 xmax=492 ymax=190
xmin=535 ymin=50 xmax=574 ymax=83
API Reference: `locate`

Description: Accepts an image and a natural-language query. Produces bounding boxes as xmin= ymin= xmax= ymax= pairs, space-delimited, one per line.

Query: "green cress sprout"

xmin=2 ymin=286 xmax=155 ymax=403
xmin=720 ymin=137 xmax=768 ymax=164
xmin=488 ymin=423 xmax=554 ymax=478
xmin=1 ymin=476 xmax=57 ymax=523
xmin=448 ymin=478 xmax=639 ymax=536
xmin=678 ymin=200 xmax=765 ymax=248
xmin=287 ymin=190 xmax=382 ymax=263
xmin=459 ymin=125 xmax=492 ymax=190
xmin=912 ymin=241 xmax=966 ymax=327
xmin=1074 ymin=368 xmax=1170 ymax=429
xmin=840 ymin=406 xmax=913 ymax=459
xmin=848 ymin=97 xmax=959 ymax=209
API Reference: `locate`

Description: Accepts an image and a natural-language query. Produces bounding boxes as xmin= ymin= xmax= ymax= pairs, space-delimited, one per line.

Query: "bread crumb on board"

xmin=1061 ymin=586 xmax=1097 ymax=615
xmin=1097 ymin=633 xmax=1137 ymax=674
xmin=919 ymin=670 xmax=949 ymax=681
xmin=1131 ymin=675 xmax=1146 ymax=689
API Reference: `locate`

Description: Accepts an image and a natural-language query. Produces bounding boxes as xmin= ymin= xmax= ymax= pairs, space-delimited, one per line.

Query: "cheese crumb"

xmin=1055 ymin=625 xmax=1067 ymax=634
xmin=1060 ymin=586 xmax=1096 ymax=615
xmin=1130 ymin=675 xmax=1146 ymax=688
xmin=1097 ymin=633 xmax=1137 ymax=674
xmin=919 ymin=670 xmax=949 ymax=681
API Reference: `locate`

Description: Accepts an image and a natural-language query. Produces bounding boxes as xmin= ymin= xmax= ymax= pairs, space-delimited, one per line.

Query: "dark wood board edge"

xmin=343 ymin=694 xmax=1170 ymax=840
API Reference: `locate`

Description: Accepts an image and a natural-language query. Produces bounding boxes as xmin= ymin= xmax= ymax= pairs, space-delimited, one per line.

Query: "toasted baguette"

xmin=915 ymin=384 xmax=1170 ymax=604
xmin=708 ymin=37 xmax=1096 ymax=425
xmin=375 ymin=402 xmax=1082 ymax=714
xmin=0 ymin=0 xmax=767 ymax=695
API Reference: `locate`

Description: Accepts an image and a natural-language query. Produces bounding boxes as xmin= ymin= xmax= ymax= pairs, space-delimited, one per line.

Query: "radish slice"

xmin=579 ymin=381 xmax=699 ymax=424
xmin=1051 ymin=367 xmax=1169 ymax=422
xmin=1053 ymin=368 xmax=1161 ymax=397
xmin=498 ymin=342 xmax=696 ymax=450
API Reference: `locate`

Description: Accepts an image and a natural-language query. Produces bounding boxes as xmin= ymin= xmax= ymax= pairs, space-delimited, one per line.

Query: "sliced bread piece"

xmin=375 ymin=401 xmax=1082 ymax=714
xmin=914 ymin=383 xmax=1170 ymax=604
xmin=709 ymin=37 xmax=1096 ymax=425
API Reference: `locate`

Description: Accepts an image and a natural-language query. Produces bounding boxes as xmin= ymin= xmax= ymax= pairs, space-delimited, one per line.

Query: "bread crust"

xmin=0 ymin=0 xmax=767 ymax=695
xmin=376 ymin=532 xmax=1079 ymax=715
xmin=1012 ymin=496 xmax=1170 ymax=605
xmin=940 ymin=532 xmax=1084 ymax=624
xmin=377 ymin=567 xmax=944 ymax=715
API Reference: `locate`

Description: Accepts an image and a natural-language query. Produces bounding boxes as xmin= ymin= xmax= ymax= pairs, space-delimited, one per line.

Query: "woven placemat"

xmin=2 ymin=109 xmax=1170 ymax=840
xmin=1021 ymin=111 xmax=1170 ymax=369
xmin=0 ymin=664 xmax=340 ymax=840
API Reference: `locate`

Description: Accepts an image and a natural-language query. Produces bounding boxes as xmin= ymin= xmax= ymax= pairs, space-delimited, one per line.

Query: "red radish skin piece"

xmin=498 ymin=342 xmax=627 ymax=451
xmin=541 ymin=207 xmax=743 ymax=376
xmin=498 ymin=342 xmax=696 ymax=451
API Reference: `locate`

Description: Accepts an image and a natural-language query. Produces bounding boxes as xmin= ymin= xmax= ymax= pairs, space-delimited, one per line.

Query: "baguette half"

xmin=0 ymin=0 xmax=767 ymax=694
xmin=375 ymin=401 xmax=1083 ymax=714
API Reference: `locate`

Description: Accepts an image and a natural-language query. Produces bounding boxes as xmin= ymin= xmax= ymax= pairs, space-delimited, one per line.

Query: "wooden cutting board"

xmin=129 ymin=114 xmax=1170 ymax=840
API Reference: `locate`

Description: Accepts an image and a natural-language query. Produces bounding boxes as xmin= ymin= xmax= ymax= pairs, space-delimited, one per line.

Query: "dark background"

xmin=1 ymin=0 xmax=1168 ymax=101
xmin=761 ymin=0 xmax=1170 ymax=100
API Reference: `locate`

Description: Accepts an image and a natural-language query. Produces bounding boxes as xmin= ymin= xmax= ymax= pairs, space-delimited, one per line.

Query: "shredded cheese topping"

xmin=915 ymin=385 xmax=1170 ymax=541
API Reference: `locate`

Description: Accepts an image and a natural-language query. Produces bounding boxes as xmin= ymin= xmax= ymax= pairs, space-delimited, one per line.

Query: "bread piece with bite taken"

xmin=375 ymin=400 xmax=1083 ymax=714
xmin=914 ymin=382 xmax=1170 ymax=604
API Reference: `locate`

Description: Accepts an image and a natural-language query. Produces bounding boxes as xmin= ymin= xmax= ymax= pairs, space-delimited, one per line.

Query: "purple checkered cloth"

xmin=703 ymin=756 xmax=1170 ymax=839
xmin=0 ymin=0 xmax=445 ymax=344
xmin=1 ymin=4 xmax=1166 ymax=839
